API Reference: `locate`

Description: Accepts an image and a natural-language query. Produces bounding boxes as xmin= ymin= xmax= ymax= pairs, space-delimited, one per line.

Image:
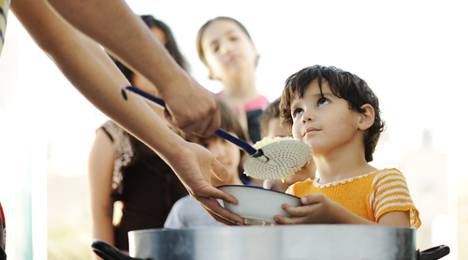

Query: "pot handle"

xmin=91 ymin=240 xmax=153 ymax=260
xmin=417 ymin=245 xmax=450 ymax=260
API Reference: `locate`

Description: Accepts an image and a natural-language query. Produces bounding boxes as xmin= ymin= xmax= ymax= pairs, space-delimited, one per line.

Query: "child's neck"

xmin=313 ymin=147 xmax=377 ymax=184
xmin=222 ymin=72 xmax=259 ymax=104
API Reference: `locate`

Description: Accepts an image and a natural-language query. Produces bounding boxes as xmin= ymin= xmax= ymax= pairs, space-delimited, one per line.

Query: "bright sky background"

xmin=1 ymin=0 xmax=467 ymax=172
xmin=0 ymin=0 xmax=467 ymax=259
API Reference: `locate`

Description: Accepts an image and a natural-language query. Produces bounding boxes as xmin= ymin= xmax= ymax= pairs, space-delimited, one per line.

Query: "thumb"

xmin=211 ymin=159 xmax=228 ymax=181
xmin=301 ymin=193 xmax=323 ymax=205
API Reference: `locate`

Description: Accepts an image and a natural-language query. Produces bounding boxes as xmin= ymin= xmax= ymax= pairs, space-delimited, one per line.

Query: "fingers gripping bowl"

xmin=218 ymin=185 xmax=302 ymax=225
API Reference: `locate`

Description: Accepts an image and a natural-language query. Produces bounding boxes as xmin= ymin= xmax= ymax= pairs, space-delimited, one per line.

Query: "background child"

xmin=260 ymin=97 xmax=316 ymax=192
xmin=196 ymin=16 xmax=269 ymax=186
xmin=164 ymin=100 xmax=248 ymax=228
xmin=275 ymin=65 xmax=420 ymax=228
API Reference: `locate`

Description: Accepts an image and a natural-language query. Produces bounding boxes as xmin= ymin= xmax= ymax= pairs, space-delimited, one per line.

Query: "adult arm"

xmin=43 ymin=0 xmax=220 ymax=137
xmin=10 ymin=0 xmax=244 ymax=226
xmin=88 ymin=129 xmax=116 ymax=259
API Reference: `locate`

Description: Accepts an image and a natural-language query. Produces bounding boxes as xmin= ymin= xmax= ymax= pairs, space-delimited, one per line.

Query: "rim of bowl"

xmin=216 ymin=184 xmax=300 ymax=199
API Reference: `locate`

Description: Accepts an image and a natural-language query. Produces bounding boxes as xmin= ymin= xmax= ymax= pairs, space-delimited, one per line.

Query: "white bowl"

xmin=218 ymin=185 xmax=302 ymax=225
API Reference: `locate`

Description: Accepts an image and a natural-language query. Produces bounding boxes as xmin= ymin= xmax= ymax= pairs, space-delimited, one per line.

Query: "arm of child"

xmin=275 ymin=193 xmax=411 ymax=227
xmin=88 ymin=129 xmax=116 ymax=256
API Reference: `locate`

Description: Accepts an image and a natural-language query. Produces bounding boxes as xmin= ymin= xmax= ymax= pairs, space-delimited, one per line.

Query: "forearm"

xmin=331 ymin=204 xmax=410 ymax=227
xmin=11 ymin=0 xmax=188 ymax=161
xmin=331 ymin=204 xmax=377 ymax=225
xmin=43 ymin=0 xmax=188 ymax=94
xmin=91 ymin=212 xmax=115 ymax=244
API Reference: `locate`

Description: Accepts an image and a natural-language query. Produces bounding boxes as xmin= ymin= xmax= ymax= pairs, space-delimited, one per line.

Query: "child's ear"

xmin=358 ymin=104 xmax=375 ymax=131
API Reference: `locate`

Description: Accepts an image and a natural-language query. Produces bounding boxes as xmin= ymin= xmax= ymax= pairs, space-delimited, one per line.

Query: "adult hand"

xmin=273 ymin=193 xmax=340 ymax=225
xmin=43 ymin=0 xmax=221 ymax=137
xmin=168 ymin=141 xmax=245 ymax=225
xmin=160 ymin=73 xmax=221 ymax=137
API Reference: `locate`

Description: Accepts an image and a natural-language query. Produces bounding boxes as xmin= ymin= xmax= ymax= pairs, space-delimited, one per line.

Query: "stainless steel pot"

xmin=92 ymin=225 xmax=449 ymax=260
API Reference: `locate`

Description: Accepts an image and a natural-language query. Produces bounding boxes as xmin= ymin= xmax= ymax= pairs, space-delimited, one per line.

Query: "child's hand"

xmin=273 ymin=193 xmax=340 ymax=224
xmin=281 ymin=159 xmax=316 ymax=188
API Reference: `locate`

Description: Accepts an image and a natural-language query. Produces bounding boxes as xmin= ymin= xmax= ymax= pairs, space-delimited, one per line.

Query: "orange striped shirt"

xmin=287 ymin=168 xmax=421 ymax=228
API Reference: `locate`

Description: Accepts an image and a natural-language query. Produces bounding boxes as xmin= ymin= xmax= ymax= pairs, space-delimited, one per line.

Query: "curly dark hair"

xmin=279 ymin=65 xmax=385 ymax=162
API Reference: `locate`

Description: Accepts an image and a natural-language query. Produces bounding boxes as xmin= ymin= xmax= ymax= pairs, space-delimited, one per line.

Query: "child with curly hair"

xmin=275 ymin=65 xmax=420 ymax=228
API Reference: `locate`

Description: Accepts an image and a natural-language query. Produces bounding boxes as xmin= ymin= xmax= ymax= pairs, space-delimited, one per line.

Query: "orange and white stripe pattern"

xmin=286 ymin=168 xmax=421 ymax=228
xmin=370 ymin=169 xmax=421 ymax=228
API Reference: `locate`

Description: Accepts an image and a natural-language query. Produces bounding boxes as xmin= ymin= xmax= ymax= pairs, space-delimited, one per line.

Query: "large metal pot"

xmin=92 ymin=225 xmax=449 ymax=260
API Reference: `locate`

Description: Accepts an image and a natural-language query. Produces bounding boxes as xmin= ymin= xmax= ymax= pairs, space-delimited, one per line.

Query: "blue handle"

xmin=122 ymin=86 xmax=258 ymax=156
xmin=213 ymin=128 xmax=257 ymax=155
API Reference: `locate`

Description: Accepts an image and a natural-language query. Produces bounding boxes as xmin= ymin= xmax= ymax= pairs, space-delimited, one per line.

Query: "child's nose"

xmin=301 ymin=110 xmax=315 ymax=125
xmin=211 ymin=143 xmax=226 ymax=158
xmin=220 ymin=42 xmax=234 ymax=55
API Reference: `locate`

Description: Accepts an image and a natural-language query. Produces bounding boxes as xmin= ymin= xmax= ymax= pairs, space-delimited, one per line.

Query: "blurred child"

xmin=197 ymin=16 xmax=269 ymax=187
xmin=196 ymin=16 xmax=268 ymax=144
xmin=275 ymin=65 xmax=420 ymax=228
xmin=260 ymin=97 xmax=316 ymax=192
xmin=164 ymin=100 xmax=248 ymax=228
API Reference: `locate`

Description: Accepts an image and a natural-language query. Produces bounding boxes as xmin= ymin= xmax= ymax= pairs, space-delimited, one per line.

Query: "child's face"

xmin=199 ymin=133 xmax=241 ymax=185
xmin=200 ymin=19 xmax=257 ymax=81
xmin=290 ymin=80 xmax=362 ymax=154
xmin=266 ymin=118 xmax=290 ymax=139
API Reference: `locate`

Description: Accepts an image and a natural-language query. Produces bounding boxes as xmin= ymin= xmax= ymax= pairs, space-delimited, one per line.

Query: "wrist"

xmin=156 ymin=64 xmax=190 ymax=97
xmin=153 ymin=132 xmax=188 ymax=163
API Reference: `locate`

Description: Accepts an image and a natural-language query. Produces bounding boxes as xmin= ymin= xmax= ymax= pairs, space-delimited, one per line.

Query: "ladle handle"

xmin=214 ymin=128 xmax=257 ymax=155
xmin=417 ymin=245 xmax=450 ymax=260
xmin=121 ymin=86 xmax=258 ymax=156
xmin=91 ymin=240 xmax=149 ymax=260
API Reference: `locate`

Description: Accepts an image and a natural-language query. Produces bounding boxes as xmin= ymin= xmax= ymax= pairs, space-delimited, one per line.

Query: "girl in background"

xmin=88 ymin=15 xmax=189 ymax=255
xmin=196 ymin=16 xmax=268 ymax=186
xmin=164 ymin=100 xmax=247 ymax=228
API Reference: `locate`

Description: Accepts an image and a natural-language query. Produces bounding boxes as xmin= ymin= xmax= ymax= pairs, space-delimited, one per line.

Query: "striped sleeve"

xmin=369 ymin=169 xmax=421 ymax=229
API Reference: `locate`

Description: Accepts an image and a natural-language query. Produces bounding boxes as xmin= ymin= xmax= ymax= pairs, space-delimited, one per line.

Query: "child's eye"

xmin=318 ymin=98 xmax=329 ymax=106
xmin=292 ymin=108 xmax=304 ymax=118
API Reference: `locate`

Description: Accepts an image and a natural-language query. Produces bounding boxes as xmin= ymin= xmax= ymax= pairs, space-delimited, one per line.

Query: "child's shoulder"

xmin=313 ymin=168 xmax=405 ymax=188
xmin=371 ymin=168 xmax=406 ymax=180
xmin=370 ymin=168 xmax=408 ymax=188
